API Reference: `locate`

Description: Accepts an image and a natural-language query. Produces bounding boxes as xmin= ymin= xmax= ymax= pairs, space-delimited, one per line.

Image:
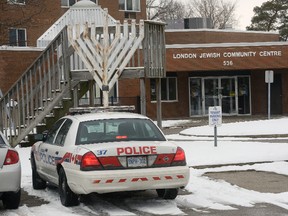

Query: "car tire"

xmin=58 ymin=168 xmax=79 ymax=207
xmin=2 ymin=189 xmax=21 ymax=209
xmin=31 ymin=156 xmax=47 ymax=190
xmin=156 ymin=188 xmax=178 ymax=200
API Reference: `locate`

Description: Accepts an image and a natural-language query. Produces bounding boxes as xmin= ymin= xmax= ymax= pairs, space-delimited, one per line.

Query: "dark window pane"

xmin=61 ymin=0 xmax=67 ymax=6
xmin=54 ymin=119 xmax=72 ymax=146
xmin=126 ymin=0 xmax=132 ymax=10
xmin=69 ymin=0 xmax=75 ymax=6
xmin=18 ymin=29 xmax=26 ymax=46
xmin=134 ymin=0 xmax=140 ymax=11
xmin=169 ymin=78 xmax=177 ymax=100
xmin=161 ymin=79 xmax=167 ymax=100
xmin=119 ymin=0 xmax=125 ymax=10
xmin=9 ymin=29 xmax=17 ymax=46
xmin=45 ymin=119 xmax=66 ymax=144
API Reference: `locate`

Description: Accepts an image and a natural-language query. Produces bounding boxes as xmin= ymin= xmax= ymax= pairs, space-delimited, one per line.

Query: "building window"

xmin=119 ymin=0 xmax=140 ymax=12
xmin=9 ymin=28 xmax=27 ymax=46
xmin=7 ymin=0 xmax=25 ymax=5
xmin=125 ymin=12 xmax=136 ymax=19
xmin=150 ymin=77 xmax=177 ymax=102
xmin=61 ymin=0 xmax=97 ymax=7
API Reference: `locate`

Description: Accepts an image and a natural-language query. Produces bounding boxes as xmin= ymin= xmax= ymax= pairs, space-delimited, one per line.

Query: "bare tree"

xmin=146 ymin=0 xmax=187 ymax=21
xmin=0 ymin=0 xmax=44 ymax=45
xmin=186 ymin=0 xmax=237 ymax=29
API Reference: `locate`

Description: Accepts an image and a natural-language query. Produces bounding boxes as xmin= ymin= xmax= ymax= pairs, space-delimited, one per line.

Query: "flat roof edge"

xmin=0 ymin=46 xmax=44 ymax=51
xmin=165 ymin=28 xmax=279 ymax=35
xmin=167 ymin=42 xmax=288 ymax=49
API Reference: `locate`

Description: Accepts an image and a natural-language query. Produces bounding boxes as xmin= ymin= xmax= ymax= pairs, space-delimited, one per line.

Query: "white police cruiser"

xmin=30 ymin=107 xmax=189 ymax=206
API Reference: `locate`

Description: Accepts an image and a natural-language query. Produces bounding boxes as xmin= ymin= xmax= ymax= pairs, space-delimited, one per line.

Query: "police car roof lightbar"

xmin=69 ymin=106 xmax=135 ymax=115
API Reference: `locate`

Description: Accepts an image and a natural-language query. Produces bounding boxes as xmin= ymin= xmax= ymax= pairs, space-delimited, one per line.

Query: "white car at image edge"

xmin=0 ymin=131 xmax=21 ymax=209
xmin=30 ymin=109 xmax=190 ymax=206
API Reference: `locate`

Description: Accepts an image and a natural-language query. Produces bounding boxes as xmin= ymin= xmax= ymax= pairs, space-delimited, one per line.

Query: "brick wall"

xmin=165 ymin=30 xmax=280 ymax=45
xmin=98 ymin=0 xmax=146 ymax=21
xmin=0 ymin=0 xmax=63 ymax=47
xmin=0 ymin=50 xmax=41 ymax=94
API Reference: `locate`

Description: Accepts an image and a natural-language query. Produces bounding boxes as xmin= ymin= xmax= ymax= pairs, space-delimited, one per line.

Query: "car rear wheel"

xmin=58 ymin=168 xmax=79 ymax=206
xmin=156 ymin=188 xmax=178 ymax=200
xmin=31 ymin=156 xmax=47 ymax=190
xmin=2 ymin=190 xmax=21 ymax=209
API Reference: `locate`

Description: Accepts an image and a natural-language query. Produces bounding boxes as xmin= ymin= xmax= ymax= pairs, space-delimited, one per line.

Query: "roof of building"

xmin=165 ymin=28 xmax=279 ymax=35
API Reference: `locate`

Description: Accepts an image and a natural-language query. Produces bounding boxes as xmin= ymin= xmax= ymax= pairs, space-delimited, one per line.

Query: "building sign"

xmin=167 ymin=45 xmax=288 ymax=71
xmin=172 ymin=50 xmax=282 ymax=60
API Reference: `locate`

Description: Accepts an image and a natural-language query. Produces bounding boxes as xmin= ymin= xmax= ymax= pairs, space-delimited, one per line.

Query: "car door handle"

xmin=55 ymin=151 xmax=59 ymax=155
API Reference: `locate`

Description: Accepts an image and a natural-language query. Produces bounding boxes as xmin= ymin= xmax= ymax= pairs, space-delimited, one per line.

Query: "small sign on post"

xmin=265 ymin=70 xmax=274 ymax=119
xmin=209 ymin=106 xmax=222 ymax=147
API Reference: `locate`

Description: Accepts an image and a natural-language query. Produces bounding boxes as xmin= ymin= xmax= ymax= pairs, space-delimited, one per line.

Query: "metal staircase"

xmin=0 ymin=2 xmax=166 ymax=147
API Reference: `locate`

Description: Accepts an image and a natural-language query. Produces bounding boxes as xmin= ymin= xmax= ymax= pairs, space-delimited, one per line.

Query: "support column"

xmin=156 ymin=78 xmax=162 ymax=128
xmin=102 ymin=9 xmax=109 ymax=108
xmin=140 ymin=78 xmax=146 ymax=115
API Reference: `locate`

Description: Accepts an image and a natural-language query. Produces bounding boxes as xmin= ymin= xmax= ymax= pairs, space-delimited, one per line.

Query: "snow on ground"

xmin=3 ymin=117 xmax=288 ymax=215
xmin=178 ymin=117 xmax=288 ymax=136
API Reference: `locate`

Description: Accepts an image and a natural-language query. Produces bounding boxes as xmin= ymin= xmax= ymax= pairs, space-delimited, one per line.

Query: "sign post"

xmin=209 ymin=106 xmax=222 ymax=147
xmin=265 ymin=70 xmax=274 ymax=119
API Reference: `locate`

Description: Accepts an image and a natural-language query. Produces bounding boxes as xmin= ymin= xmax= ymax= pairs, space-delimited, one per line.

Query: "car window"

xmin=45 ymin=119 xmax=66 ymax=144
xmin=54 ymin=119 xmax=72 ymax=146
xmin=76 ymin=118 xmax=166 ymax=144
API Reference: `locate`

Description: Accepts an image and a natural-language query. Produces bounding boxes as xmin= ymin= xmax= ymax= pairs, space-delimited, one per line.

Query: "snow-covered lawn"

xmin=3 ymin=117 xmax=288 ymax=215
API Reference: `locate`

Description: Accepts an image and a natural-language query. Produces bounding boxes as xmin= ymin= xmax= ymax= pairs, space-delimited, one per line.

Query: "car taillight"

xmin=98 ymin=156 xmax=122 ymax=169
xmin=81 ymin=152 xmax=103 ymax=171
xmin=171 ymin=147 xmax=186 ymax=166
xmin=4 ymin=149 xmax=19 ymax=165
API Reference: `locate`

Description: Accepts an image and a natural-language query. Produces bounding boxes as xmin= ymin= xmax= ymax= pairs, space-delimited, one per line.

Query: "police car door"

xmin=47 ymin=118 xmax=73 ymax=185
xmin=38 ymin=118 xmax=66 ymax=184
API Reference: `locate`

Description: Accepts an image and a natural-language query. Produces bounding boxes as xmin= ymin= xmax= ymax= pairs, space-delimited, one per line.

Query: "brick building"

xmin=0 ymin=0 xmax=146 ymax=94
xmin=1 ymin=0 xmax=288 ymax=120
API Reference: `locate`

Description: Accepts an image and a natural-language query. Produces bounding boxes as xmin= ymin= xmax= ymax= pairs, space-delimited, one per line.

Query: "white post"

xmin=102 ymin=9 xmax=109 ymax=107
xmin=265 ymin=70 xmax=274 ymax=120
xmin=268 ymin=82 xmax=271 ymax=119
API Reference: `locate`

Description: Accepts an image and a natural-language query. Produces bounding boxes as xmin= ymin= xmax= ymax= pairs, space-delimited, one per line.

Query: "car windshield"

xmin=76 ymin=118 xmax=166 ymax=144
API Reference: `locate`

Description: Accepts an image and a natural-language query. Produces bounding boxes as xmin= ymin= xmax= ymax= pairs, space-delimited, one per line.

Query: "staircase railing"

xmin=0 ymin=27 xmax=77 ymax=147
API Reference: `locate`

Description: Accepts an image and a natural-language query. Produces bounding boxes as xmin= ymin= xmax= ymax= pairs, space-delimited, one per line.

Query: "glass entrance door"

xmin=190 ymin=77 xmax=242 ymax=116
xmin=189 ymin=78 xmax=202 ymax=116
xmin=221 ymin=78 xmax=236 ymax=114
xmin=204 ymin=78 xmax=220 ymax=115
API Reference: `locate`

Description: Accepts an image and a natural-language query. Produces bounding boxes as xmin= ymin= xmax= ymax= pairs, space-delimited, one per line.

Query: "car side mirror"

xmin=33 ymin=130 xmax=48 ymax=142
xmin=33 ymin=134 xmax=44 ymax=142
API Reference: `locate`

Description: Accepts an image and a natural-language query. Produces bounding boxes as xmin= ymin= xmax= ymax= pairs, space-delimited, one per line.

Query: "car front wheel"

xmin=156 ymin=188 xmax=178 ymax=199
xmin=58 ymin=168 xmax=79 ymax=207
xmin=2 ymin=189 xmax=21 ymax=209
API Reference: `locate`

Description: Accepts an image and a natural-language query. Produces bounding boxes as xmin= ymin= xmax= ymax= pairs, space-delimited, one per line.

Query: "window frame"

xmin=119 ymin=0 xmax=140 ymax=12
xmin=9 ymin=28 xmax=27 ymax=47
xmin=150 ymin=77 xmax=178 ymax=102
xmin=61 ymin=0 xmax=97 ymax=8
